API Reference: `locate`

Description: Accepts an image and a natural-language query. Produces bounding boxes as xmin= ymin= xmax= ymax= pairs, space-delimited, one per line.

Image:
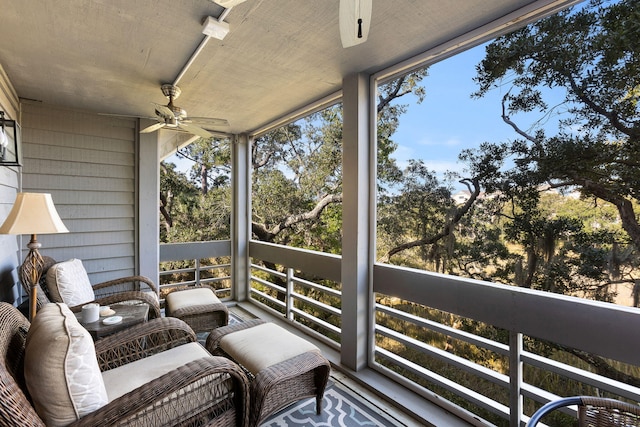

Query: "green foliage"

xmin=251 ymin=106 xmax=343 ymax=246
xmin=184 ymin=138 xmax=231 ymax=193
xmin=377 ymin=159 xmax=456 ymax=268
xmin=370 ymin=4 xmax=640 ymax=422
xmin=472 ymin=0 xmax=640 ymax=249
xmin=160 ymin=138 xmax=231 ymax=243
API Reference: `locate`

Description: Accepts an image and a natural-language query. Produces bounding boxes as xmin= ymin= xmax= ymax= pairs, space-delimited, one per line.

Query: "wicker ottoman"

xmin=206 ymin=319 xmax=331 ymax=427
xmin=165 ymin=286 xmax=229 ymax=333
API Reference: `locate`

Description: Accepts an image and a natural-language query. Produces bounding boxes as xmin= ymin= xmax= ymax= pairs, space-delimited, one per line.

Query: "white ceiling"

xmin=0 ymin=0 xmax=579 ymax=134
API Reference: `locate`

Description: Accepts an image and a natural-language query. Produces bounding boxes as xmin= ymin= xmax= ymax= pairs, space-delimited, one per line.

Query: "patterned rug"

xmin=262 ymin=380 xmax=397 ymax=427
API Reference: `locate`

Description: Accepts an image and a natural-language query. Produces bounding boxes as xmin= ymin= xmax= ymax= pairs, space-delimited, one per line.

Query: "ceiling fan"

xmin=339 ymin=0 xmax=372 ymax=48
xmin=140 ymin=84 xmax=229 ymax=138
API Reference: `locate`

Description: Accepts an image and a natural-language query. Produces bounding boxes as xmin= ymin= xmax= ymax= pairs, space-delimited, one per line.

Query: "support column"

xmin=232 ymin=133 xmax=251 ymax=302
xmin=341 ymin=73 xmax=372 ymax=371
xmin=138 ymin=119 xmax=160 ymax=287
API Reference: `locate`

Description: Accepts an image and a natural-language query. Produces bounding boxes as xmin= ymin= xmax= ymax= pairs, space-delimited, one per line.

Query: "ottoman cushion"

xmin=219 ymin=323 xmax=318 ymax=374
xmin=166 ymin=287 xmax=221 ymax=311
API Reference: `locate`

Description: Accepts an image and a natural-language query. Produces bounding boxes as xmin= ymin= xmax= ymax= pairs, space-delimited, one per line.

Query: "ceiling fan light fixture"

xmin=202 ymin=16 xmax=230 ymax=40
xmin=211 ymin=0 xmax=247 ymax=8
xmin=339 ymin=0 xmax=372 ymax=48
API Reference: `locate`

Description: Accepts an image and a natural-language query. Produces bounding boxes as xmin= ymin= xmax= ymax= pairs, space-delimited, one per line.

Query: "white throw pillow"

xmin=46 ymin=258 xmax=95 ymax=306
xmin=25 ymin=303 xmax=108 ymax=426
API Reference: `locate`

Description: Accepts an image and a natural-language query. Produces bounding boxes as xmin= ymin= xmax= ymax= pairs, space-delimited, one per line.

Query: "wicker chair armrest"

xmin=92 ymin=275 xmax=159 ymax=295
xmin=68 ymin=291 xmax=162 ymax=319
xmin=205 ymin=318 xmax=267 ymax=352
xmin=527 ymin=396 xmax=640 ymax=426
xmin=95 ymin=317 xmax=197 ymax=371
xmin=579 ymin=396 xmax=640 ymax=414
xmin=69 ymin=356 xmax=250 ymax=427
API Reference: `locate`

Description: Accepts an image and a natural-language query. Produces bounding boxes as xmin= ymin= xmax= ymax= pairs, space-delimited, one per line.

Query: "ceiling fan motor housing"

xmin=168 ymin=104 xmax=187 ymax=119
xmin=161 ymin=84 xmax=181 ymax=100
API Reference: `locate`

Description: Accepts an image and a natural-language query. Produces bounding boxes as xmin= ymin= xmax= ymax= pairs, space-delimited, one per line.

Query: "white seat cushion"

xmin=46 ymin=258 xmax=95 ymax=306
xmin=25 ymin=303 xmax=108 ymax=427
xmin=220 ymin=323 xmax=319 ymax=374
xmin=165 ymin=287 xmax=221 ymax=311
xmin=101 ymin=342 xmax=213 ymax=401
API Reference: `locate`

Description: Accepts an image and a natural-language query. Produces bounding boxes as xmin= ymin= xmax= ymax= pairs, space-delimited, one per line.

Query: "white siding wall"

xmin=21 ymin=102 xmax=139 ymax=284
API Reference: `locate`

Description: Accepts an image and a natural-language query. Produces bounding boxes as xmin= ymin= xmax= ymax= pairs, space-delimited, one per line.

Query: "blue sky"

xmin=389 ymin=44 xmax=517 ymax=181
xmin=168 ymin=41 xmax=566 ymax=184
xmin=390 ymin=40 xmax=571 ymax=190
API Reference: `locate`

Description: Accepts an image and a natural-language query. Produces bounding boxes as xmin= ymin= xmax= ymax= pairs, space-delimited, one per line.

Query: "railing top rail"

xmin=374 ymin=263 xmax=640 ymax=366
xmin=250 ymin=240 xmax=341 ymax=282
xmin=160 ymin=240 xmax=231 ymax=262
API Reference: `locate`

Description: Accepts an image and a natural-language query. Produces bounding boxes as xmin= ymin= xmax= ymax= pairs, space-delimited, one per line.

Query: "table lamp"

xmin=0 ymin=193 xmax=69 ymax=320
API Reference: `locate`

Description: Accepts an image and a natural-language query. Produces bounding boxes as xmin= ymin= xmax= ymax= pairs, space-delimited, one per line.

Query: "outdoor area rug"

xmin=261 ymin=380 xmax=398 ymax=427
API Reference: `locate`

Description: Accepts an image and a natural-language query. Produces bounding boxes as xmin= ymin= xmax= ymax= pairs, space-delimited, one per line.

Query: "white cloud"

xmin=393 ymin=143 xmax=461 ymax=174
xmin=423 ymin=160 xmax=460 ymax=173
xmin=393 ymin=144 xmax=415 ymax=170
xmin=416 ymin=136 xmax=462 ymax=148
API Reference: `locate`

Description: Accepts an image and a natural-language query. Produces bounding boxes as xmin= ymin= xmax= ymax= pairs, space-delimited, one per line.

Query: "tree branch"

xmin=159 ymin=191 xmax=173 ymax=229
xmin=252 ymin=193 xmax=343 ymax=242
xmin=384 ymin=178 xmax=481 ymax=262
xmin=377 ymin=76 xmax=411 ymax=113
xmin=572 ymin=178 xmax=640 ymax=248
xmin=567 ymin=74 xmax=639 ymax=139
xmin=501 ymin=93 xmax=538 ymax=143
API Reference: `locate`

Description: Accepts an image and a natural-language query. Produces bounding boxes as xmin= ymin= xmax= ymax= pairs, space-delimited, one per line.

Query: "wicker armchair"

xmin=528 ymin=396 xmax=640 ymax=426
xmin=31 ymin=257 xmax=161 ymax=319
xmin=0 ymin=302 xmax=250 ymax=427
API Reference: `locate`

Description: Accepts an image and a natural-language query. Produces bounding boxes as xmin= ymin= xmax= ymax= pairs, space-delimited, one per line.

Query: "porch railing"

xmin=159 ymin=241 xmax=232 ymax=300
xmin=248 ymin=240 xmax=342 ymax=351
xmin=372 ymin=264 xmax=640 ymax=426
xmin=160 ymin=239 xmax=640 ymax=426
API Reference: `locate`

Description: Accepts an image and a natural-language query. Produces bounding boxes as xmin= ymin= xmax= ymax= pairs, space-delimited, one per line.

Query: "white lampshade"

xmin=0 ymin=193 xmax=69 ymax=235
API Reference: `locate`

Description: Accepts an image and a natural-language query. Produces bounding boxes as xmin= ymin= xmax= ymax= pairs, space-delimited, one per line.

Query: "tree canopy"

xmin=472 ymin=0 xmax=640 ymax=244
xmin=449 ymin=0 xmax=640 ymax=300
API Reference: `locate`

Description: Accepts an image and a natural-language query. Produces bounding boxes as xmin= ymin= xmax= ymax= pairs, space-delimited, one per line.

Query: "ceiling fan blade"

xmin=98 ymin=112 xmax=158 ymax=120
xmin=152 ymin=103 xmax=175 ymax=119
xmin=339 ymin=0 xmax=372 ymax=48
xmin=178 ymin=122 xmax=214 ymax=138
xmin=140 ymin=122 xmax=166 ymax=133
xmin=184 ymin=117 xmax=230 ymax=127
